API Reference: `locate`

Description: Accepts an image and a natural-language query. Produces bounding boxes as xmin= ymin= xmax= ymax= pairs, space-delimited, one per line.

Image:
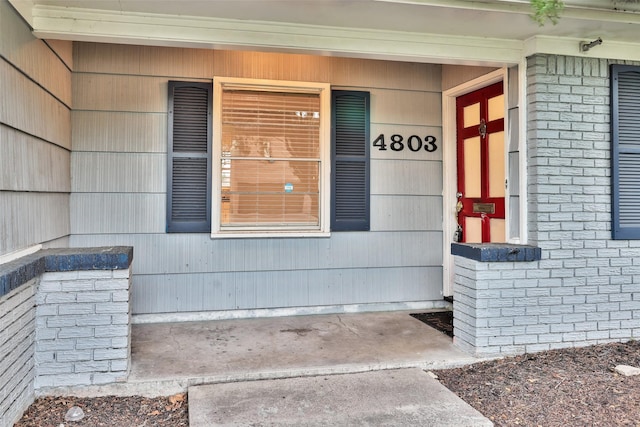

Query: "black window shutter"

xmin=167 ymin=81 xmax=212 ymax=233
xmin=331 ymin=90 xmax=370 ymax=231
xmin=612 ymin=65 xmax=640 ymax=239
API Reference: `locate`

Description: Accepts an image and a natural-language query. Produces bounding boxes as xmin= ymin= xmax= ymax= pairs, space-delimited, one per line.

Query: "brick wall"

xmin=0 ymin=280 xmax=36 ymax=427
xmin=453 ymin=54 xmax=640 ymax=357
xmin=35 ymin=269 xmax=131 ymax=389
xmin=0 ymin=247 xmax=132 ymax=425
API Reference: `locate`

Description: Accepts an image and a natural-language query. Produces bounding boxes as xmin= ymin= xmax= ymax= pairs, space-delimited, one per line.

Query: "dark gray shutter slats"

xmin=331 ymin=91 xmax=370 ymax=231
xmin=612 ymin=65 xmax=640 ymax=239
xmin=167 ymin=81 xmax=212 ymax=233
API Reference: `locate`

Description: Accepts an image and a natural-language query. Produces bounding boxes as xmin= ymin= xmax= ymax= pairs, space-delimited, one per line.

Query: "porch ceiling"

xmin=9 ymin=0 xmax=640 ymax=64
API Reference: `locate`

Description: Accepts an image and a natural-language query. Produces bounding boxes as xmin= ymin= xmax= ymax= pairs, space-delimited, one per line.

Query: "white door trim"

xmin=441 ymin=68 xmax=508 ymax=296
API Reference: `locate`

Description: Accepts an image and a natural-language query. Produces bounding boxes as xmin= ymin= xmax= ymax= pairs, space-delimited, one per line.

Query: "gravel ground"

xmin=14 ymin=341 xmax=640 ymax=426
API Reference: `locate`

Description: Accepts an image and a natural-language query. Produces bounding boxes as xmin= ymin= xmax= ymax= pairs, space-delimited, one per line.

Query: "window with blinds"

xmin=213 ymin=78 xmax=331 ymax=236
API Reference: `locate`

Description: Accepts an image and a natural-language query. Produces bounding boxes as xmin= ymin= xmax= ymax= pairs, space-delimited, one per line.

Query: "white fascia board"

xmin=8 ymin=0 xmax=34 ymax=27
xmin=525 ymin=35 xmax=640 ymax=62
xmin=30 ymin=5 xmax=523 ymax=66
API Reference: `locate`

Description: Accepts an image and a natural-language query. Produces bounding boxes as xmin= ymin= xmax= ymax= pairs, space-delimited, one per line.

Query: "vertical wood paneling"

xmin=72 ymin=111 xmax=167 ymax=153
xmin=74 ymin=42 xmax=214 ymax=78
xmin=71 ymin=152 xmax=166 ymax=192
xmin=0 ymin=60 xmax=71 ymax=149
xmin=0 ymin=192 xmax=70 ymax=255
xmin=0 ymin=125 xmax=70 ymax=192
xmin=0 ymin=1 xmax=72 ymax=106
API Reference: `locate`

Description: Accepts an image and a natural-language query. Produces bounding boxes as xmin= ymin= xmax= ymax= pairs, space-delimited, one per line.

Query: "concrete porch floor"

xmin=121 ymin=310 xmax=478 ymax=396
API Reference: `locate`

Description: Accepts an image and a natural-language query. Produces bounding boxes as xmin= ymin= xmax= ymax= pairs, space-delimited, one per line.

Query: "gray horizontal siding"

xmin=71 ymin=193 xmax=165 ymax=234
xmin=72 ymin=74 xmax=171 ymax=113
xmin=0 ymin=0 xmax=71 ymax=106
xmin=132 ymin=266 xmax=442 ymax=314
xmin=371 ymin=195 xmax=442 ymax=231
xmin=69 ymin=231 xmax=443 ymax=274
xmin=0 ymin=192 xmax=70 ymax=254
xmin=72 ymin=111 xmax=167 ymax=153
xmin=0 ymin=59 xmax=70 ymax=149
xmin=213 ymin=50 xmax=441 ymax=92
xmin=371 ymin=159 xmax=442 ymax=195
xmin=70 ymin=45 xmax=447 ymax=315
xmin=0 ymin=125 xmax=70 ymax=192
xmin=74 ymin=42 xmax=215 ymax=78
xmin=371 ymin=89 xmax=442 ymax=126
xmin=71 ymin=152 xmax=166 ymax=193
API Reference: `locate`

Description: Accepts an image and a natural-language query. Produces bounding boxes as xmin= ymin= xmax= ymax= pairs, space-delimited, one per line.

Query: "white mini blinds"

xmin=213 ymin=78 xmax=331 ymax=236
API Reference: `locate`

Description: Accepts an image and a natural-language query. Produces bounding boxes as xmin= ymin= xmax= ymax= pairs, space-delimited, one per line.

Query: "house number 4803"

xmin=372 ymin=134 xmax=438 ymax=152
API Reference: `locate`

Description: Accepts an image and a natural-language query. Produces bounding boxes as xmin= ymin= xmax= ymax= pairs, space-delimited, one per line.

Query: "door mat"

xmin=410 ymin=311 xmax=453 ymax=338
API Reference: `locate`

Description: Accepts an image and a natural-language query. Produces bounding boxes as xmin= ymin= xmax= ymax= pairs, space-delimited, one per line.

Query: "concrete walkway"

xmin=61 ymin=310 xmax=492 ymax=425
xmin=130 ymin=310 xmax=491 ymax=426
xmin=129 ymin=311 xmax=478 ymax=390
xmin=189 ymin=368 xmax=493 ymax=426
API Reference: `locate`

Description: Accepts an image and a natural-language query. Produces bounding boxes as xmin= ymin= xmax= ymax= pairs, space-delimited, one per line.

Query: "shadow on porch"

xmin=124 ymin=310 xmax=477 ymax=396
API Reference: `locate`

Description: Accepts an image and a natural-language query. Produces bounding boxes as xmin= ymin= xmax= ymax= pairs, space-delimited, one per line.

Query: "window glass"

xmin=214 ymin=79 xmax=330 ymax=235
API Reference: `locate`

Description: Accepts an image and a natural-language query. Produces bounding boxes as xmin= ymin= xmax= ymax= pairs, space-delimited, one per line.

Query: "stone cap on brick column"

xmin=451 ymin=242 xmax=541 ymax=262
xmin=0 ymin=247 xmax=133 ymax=298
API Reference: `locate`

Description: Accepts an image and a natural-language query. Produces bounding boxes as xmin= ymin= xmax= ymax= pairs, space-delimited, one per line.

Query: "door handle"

xmin=456 ymin=200 xmax=463 ymax=213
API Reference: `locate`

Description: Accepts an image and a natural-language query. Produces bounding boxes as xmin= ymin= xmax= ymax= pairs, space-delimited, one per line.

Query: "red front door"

xmin=456 ymin=82 xmax=505 ymax=243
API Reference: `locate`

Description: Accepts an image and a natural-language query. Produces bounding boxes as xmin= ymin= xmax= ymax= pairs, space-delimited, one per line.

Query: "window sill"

xmin=211 ymin=231 xmax=331 ymax=239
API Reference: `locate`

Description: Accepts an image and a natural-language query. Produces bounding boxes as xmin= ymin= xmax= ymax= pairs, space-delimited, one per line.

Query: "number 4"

xmin=372 ymin=134 xmax=387 ymax=151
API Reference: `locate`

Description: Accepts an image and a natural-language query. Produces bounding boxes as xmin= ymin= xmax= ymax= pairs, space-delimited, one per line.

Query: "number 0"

xmin=407 ymin=135 xmax=422 ymax=152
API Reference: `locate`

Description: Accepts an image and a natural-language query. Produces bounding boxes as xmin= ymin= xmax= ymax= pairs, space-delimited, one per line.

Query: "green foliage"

xmin=530 ymin=0 xmax=565 ymax=25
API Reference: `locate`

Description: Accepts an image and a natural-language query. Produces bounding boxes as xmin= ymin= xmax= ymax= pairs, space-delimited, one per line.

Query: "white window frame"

xmin=212 ymin=77 xmax=331 ymax=238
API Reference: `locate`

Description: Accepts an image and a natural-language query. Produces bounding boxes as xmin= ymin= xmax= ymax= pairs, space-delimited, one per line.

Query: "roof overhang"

xmin=9 ymin=0 xmax=640 ymax=64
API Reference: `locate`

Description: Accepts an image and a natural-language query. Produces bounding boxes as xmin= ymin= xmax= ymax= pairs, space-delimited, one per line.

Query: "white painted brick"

xmin=42 ymin=271 xmax=78 ymax=281
xmin=45 ymin=293 xmax=77 ymax=304
xmin=110 ymin=359 xmax=129 ymax=372
xmin=94 ymin=348 xmax=128 ymax=361
xmin=77 ymin=291 xmax=112 ymax=303
xmin=95 ymin=302 xmax=129 ymax=314
xmin=111 ymin=290 xmax=130 ymax=302
xmin=57 ymin=327 xmax=94 ymax=339
xmin=55 ymin=350 xmax=93 ymax=362
xmin=78 ymin=271 xmax=113 ymax=280
xmin=112 ymin=269 xmax=131 ymax=279
xmin=61 ymin=281 xmax=95 ymax=292
xmin=95 ymin=280 xmax=129 ymax=291
xmin=514 ymin=335 xmax=538 ymax=345
xmin=37 ymin=363 xmax=74 ymax=375
xmin=95 ymin=325 xmax=128 ymax=338
xmin=92 ymin=372 xmax=127 ymax=384
xmin=75 ymin=361 xmax=110 ymax=373
xmin=36 ymin=339 xmax=76 ymax=351
xmin=58 ymin=303 xmax=96 ymax=315
xmin=38 ymin=281 xmax=62 ymax=293
xmin=75 ymin=337 xmax=112 ymax=350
